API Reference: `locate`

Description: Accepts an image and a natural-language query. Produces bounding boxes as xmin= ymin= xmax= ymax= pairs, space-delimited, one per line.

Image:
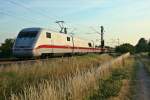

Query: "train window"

xmin=88 ymin=43 xmax=92 ymax=47
xmin=67 ymin=37 xmax=70 ymax=41
xmin=46 ymin=32 xmax=51 ymax=38
xmin=18 ymin=31 xmax=37 ymax=38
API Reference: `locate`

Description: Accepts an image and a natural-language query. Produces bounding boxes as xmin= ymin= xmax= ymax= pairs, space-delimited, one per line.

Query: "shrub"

xmin=115 ymin=43 xmax=135 ymax=54
xmin=148 ymin=52 xmax=150 ymax=57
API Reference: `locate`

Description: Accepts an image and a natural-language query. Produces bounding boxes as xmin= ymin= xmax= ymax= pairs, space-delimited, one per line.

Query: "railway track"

xmin=0 ymin=56 xmax=73 ymax=67
xmin=0 ymin=53 xmax=113 ymax=67
xmin=0 ymin=58 xmax=40 ymax=67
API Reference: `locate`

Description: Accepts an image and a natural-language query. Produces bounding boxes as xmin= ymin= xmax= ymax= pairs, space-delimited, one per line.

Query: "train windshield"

xmin=18 ymin=31 xmax=38 ymax=38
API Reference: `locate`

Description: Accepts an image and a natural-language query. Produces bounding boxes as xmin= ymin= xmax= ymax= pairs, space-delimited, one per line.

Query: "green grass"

xmin=87 ymin=69 xmax=124 ymax=100
xmin=129 ymin=60 xmax=139 ymax=100
xmin=88 ymin=77 xmax=122 ymax=100
xmin=87 ymin=57 xmax=136 ymax=100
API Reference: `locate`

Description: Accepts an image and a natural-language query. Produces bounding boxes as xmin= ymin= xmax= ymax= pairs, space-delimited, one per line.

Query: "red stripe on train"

xmin=35 ymin=45 xmax=103 ymax=51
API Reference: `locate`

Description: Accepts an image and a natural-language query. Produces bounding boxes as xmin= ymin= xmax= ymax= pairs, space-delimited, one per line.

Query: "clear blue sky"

xmin=0 ymin=0 xmax=150 ymax=46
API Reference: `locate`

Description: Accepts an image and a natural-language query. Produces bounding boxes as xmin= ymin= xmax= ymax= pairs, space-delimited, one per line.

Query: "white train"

xmin=13 ymin=28 xmax=104 ymax=58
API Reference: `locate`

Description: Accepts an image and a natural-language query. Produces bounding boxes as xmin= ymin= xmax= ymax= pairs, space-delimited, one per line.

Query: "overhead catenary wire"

xmin=4 ymin=1 xmax=48 ymax=23
xmin=3 ymin=0 xmax=64 ymax=31
xmin=0 ymin=11 xmax=41 ymax=25
xmin=6 ymin=0 xmax=78 ymax=31
xmin=0 ymin=10 xmax=57 ymax=36
xmin=6 ymin=0 xmax=80 ymax=34
xmin=0 ymin=10 xmax=62 ymax=34
xmin=6 ymin=0 xmax=58 ymax=21
xmin=0 ymin=2 xmax=43 ymax=25
xmin=1 ymin=1 xmax=80 ymax=34
xmin=89 ymin=26 xmax=101 ymax=34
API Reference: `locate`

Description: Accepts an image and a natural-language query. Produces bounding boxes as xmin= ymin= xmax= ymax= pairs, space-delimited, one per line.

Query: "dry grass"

xmin=10 ymin=66 xmax=100 ymax=100
xmin=0 ymin=53 xmax=131 ymax=100
xmin=0 ymin=54 xmax=112 ymax=100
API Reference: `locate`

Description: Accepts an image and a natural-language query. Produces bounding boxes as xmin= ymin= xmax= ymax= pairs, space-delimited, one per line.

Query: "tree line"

xmin=116 ymin=38 xmax=150 ymax=55
xmin=0 ymin=39 xmax=14 ymax=58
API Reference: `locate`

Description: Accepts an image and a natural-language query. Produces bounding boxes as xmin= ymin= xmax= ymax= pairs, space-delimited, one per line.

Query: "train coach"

xmin=13 ymin=27 xmax=104 ymax=58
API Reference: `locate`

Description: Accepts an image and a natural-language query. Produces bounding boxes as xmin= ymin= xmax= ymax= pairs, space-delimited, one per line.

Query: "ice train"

xmin=13 ymin=28 xmax=106 ymax=58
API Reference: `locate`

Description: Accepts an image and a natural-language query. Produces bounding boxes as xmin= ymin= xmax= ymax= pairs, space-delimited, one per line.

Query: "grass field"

xmin=87 ymin=57 xmax=136 ymax=100
xmin=0 ymin=54 xmax=112 ymax=100
xmin=0 ymin=53 xmax=136 ymax=100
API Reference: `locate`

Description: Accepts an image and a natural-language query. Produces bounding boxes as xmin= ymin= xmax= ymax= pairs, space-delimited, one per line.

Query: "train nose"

xmin=13 ymin=48 xmax=34 ymax=57
xmin=13 ymin=38 xmax=37 ymax=57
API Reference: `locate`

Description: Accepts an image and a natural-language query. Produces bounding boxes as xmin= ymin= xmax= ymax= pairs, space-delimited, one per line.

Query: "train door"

xmin=66 ymin=35 xmax=73 ymax=54
xmin=46 ymin=32 xmax=53 ymax=54
xmin=71 ymin=36 xmax=74 ymax=54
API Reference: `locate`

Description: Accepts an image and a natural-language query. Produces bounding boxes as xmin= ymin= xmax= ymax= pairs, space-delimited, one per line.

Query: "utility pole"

xmin=100 ymin=26 xmax=105 ymax=48
xmin=90 ymin=26 xmax=105 ymax=48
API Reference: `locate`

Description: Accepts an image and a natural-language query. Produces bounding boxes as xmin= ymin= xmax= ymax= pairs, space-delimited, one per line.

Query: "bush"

xmin=115 ymin=43 xmax=135 ymax=54
xmin=0 ymin=38 xmax=14 ymax=58
xmin=148 ymin=52 xmax=150 ymax=57
xmin=135 ymin=38 xmax=149 ymax=53
xmin=88 ymin=77 xmax=122 ymax=100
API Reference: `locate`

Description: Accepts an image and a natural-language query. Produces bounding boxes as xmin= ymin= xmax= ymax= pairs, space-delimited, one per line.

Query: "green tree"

xmin=135 ymin=38 xmax=148 ymax=53
xmin=0 ymin=39 xmax=14 ymax=58
xmin=148 ymin=40 xmax=150 ymax=56
xmin=115 ymin=43 xmax=135 ymax=54
xmin=148 ymin=52 xmax=150 ymax=57
xmin=148 ymin=40 xmax=150 ymax=51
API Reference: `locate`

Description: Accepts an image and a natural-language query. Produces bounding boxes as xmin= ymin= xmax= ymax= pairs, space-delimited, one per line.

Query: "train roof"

xmin=20 ymin=27 xmax=93 ymax=42
xmin=21 ymin=27 xmax=42 ymax=32
xmin=21 ymin=27 xmax=58 ymax=32
xmin=21 ymin=27 xmax=73 ymax=36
